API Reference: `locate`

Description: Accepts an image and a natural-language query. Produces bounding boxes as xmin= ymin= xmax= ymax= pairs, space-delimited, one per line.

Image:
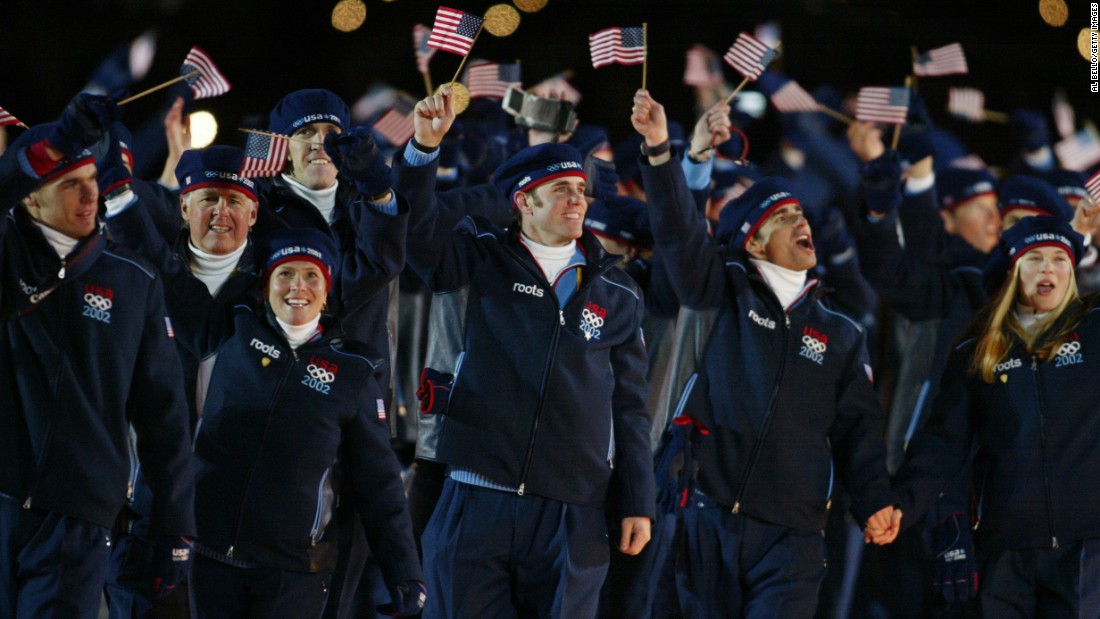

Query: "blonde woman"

xmin=895 ymin=214 xmax=1100 ymax=617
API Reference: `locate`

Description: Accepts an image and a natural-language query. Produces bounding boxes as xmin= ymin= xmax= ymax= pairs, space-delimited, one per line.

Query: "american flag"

xmin=413 ymin=23 xmax=436 ymax=74
xmin=1086 ymin=170 xmax=1100 ymax=204
xmin=856 ymin=87 xmax=910 ymax=125
xmin=1054 ymin=125 xmax=1100 ymax=172
xmin=683 ymin=45 xmax=723 ymax=88
xmin=530 ymin=73 xmax=581 ymax=103
xmin=427 ymin=7 xmax=483 ymax=56
xmin=466 ymin=61 xmax=521 ymax=99
xmin=240 ymin=132 xmax=289 ymax=178
xmin=372 ymin=97 xmax=417 ymax=146
xmin=1053 ymin=91 xmax=1075 ymax=139
xmin=912 ymin=43 xmax=968 ymax=77
xmin=0 ymin=105 xmax=23 ymax=128
xmin=762 ymin=75 xmax=818 ymax=113
xmin=588 ymin=26 xmax=646 ymax=69
xmin=947 ymin=87 xmax=986 ymax=122
xmin=723 ymin=32 xmax=778 ymax=81
xmin=181 ymin=46 xmax=231 ymax=100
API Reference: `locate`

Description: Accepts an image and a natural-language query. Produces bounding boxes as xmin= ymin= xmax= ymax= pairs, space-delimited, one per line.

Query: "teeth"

xmin=309 ymin=160 xmax=330 ymax=165
xmin=564 ymin=213 xmax=580 ymax=220
xmin=210 ymin=226 xmax=230 ymax=232
xmin=285 ymin=299 xmax=309 ymax=307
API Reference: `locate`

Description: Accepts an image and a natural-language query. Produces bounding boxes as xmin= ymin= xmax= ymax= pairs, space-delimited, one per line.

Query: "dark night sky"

xmin=3 ymin=0 xmax=1097 ymax=167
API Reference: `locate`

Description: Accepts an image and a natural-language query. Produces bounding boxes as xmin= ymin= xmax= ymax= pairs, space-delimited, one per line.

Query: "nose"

xmin=81 ymin=180 xmax=98 ymax=204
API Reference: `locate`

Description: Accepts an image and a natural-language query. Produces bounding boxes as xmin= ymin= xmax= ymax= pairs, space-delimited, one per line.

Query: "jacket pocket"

xmin=309 ymin=468 xmax=334 ymax=546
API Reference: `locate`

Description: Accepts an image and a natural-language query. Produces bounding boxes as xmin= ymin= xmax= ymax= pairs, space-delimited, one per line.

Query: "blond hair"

xmin=971 ymin=261 xmax=1081 ymax=382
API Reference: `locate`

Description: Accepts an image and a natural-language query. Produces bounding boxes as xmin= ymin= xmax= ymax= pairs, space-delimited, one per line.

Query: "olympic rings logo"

xmin=582 ymin=308 xmax=605 ymax=329
xmin=801 ymin=335 xmax=827 ymax=353
xmin=307 ymin=364 xmax=335 ymax=384
xmin=83 ymin=293 xmax=113 ymax=311
xmin=1057 ymin=341 xmax=1082 ymax=357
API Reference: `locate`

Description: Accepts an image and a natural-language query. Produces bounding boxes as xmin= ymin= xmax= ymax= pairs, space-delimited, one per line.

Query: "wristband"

xmin=640 ymin=139 xmax=671 ymax=158
xmin=410 ymin=137 xmax=440 ymax=154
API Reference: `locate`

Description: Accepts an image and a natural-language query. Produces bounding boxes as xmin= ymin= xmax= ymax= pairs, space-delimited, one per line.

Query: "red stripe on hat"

xmin=740 ymin=197 xmax=799 ymax=249
xmin=265 ymin=255 xmax=333 ymax=292
xmin=1010 ymin=241 xmax=1078 ymax=268
xmin=180 ymin=180 xmax=258 ymax=203
xmin=515 ymin=170 xmax=587 ymax=198
xmin=942 ymin=190 xmax=995 ymax=212
xmin=1000 ymin=205 xmax=1048 ymax=218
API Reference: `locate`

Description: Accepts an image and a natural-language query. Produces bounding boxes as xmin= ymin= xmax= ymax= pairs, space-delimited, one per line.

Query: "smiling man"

xmin=398 ymin=87 xmax=655 ymax=619
xmin=631 ymin=89 xmax=898 ymax=618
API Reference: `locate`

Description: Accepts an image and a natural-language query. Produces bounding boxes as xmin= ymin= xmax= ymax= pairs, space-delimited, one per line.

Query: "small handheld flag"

xmin=1055 ymin=125 xmax=1100 ymax=172
xmin=856 ymin=87 xmax=910 ymax=125
xmin=947 ymin=88 xmax=986 ymax=122
xmin=372 ymin=97 xmax=417 ymax=146
xmin=912 ymin=43 xmax=968 ymax=77
xmin=759 ymin=74 xmax=818 ymax=113
xmin=0 ymin=106 xmax=26 ymax=128
xmin=181 ymin=46 xmax=231 ymax=100
xmin=414 ymin=23 xmax=437 ymax=74
xmin=1086 ymin=170 xmax=1100 ymax=204
xmin=466 ymin=61 xmax=521 ymax=99
xmin=428 ymin=7 xmax=483 ymax=56
xmin=588 ymin=26 xmax=646 ymax=69
xmin=723 ymin=32 xmax=778 ymax=82
xmin=240 ymin=132 xmax=289 ymax=178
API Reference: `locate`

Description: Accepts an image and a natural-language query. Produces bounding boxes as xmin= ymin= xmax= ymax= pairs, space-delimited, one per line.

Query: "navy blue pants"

xmin=0 ymin=493 xmax=111 ymax=619
xmin=675 ymin=497 xmax=827 ymax=619
xmin=980 ymin=539 xmax=1100 ymax=618
xmin=189 ymin=553 xmax=332 ymax=619
xmin=106 ymin=533 xmax=190 ymax=619
xmin=421 ymin=479 xmax=609 ymax=619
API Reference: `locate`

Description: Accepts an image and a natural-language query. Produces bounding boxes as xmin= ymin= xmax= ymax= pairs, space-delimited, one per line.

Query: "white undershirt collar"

xmin=281 ymin=174 xmax=339 ymax=224
xmin=750 ymin=258 xmax=809 ymax=310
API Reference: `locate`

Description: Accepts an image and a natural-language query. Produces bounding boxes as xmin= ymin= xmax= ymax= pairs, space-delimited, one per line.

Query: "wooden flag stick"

xmin=984 ymin=110 xmax=1010 ymax=123
xmin=890 ymin=75 xmax=912 ymax=149
xmin=910 ymin=46 xmax=919 ymax=87
xmin=642 ymin=23 xmax=648 ymax=91
xmin=723 ymin=77 xmax=751 ymax=105
xmin=818 ymin=105 xmax=854 ymax=125
xmin=422 ymin=71 xmax=434 ymax=97
xmin=449 ymin=25 xmax=485 ymax=86
xmin=238 ymin=127 xmax=313 ymax=145
xmin=119 ymin=71 xmax=198 ymax=106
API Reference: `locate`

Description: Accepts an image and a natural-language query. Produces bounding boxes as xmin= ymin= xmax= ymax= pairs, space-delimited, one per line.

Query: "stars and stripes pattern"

xmin=723 ymin=32 xmax=778 ymax=81
xmin=466 ymin=61 xmax=521 ymax=99
xmin=683 ymin=45 xmax=723 ymax=87
xmin=0 ymin=106 xmax=22 ymax=127
xmin=180 ymin=46 xmax=231 ymax=100
xmin=372 ymin=97 xmax=417 ymax=146
xmin=427 ymin=7 xmax=483 ymax=56
xmin=1086 ymin=170 xmax=1100 ymax=204
xmin=413 ymin=23 xmax=436 ymax=74
xmin=912 ymin=43 xmax=968 ymax=77
xmin=240 ymin=132 xmax=289 ymax=178
xmin=855 ymin=86 xmax=910 ymax=125
xmin=766 ymin=78 xmax=818 ymax=113
xmin=947 ymin=87 xmax=986 ymax=122
xmin=588 ymin=26 xmax=646 ymax=69
xmin=1054 ymin=126 xmax=1100 ymax=172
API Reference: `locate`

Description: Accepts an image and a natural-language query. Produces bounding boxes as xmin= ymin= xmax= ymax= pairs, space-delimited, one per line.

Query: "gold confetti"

xmin=439 ymin=82 xmax=471 ymax=114
xmin=1039 ymin=0 xmax=1069 ymax=27
xmin=331 ymin=0 xmax=366 ymax=32
xmin=483 ymin=4 xmax=521 ymax=37
xmin=1078 ymin=28 xmax=1098 ymax=61
xmin=513 ymin=0 xmax=548 ymax=12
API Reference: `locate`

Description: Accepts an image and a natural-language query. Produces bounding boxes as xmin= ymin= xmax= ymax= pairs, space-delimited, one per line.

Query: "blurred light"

xmin=188 ymin=111 xmax=218 ymax=148
xmin=1039 ymin=0 xmax=1068 ymax=27
xmin=1078 ymin=28 xmax=1098 ymax=61
xmin=332 ymin=0 xmax=367 ymax=32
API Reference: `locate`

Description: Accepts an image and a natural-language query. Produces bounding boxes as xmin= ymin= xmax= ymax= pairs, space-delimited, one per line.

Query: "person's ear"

xmin=744 ymin=235 xmax=767 ymax=260
xmin=515 ymin=192 xmax=532 ymax=217
xmin=940 ymin=210 xmax=956 ymax=234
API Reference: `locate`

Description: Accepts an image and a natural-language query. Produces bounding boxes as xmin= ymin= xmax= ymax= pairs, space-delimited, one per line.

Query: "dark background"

xmin=3 ymin=0 xmax=1096 ymax=166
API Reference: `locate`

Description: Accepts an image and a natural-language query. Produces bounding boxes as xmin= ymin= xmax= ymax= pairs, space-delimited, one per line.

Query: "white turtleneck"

xmin=1014 ymin=302 xmax=1051 ymax=331
xmin=188 ymin=241 xmax=246 ymax=296
xmin=277 ymin=315 xmax=322 ymax=349
xmin=281 ymin=174 xmax=339 ymax=224
xmin=33 ymin=220 xmax=80 ymax=258
xmin=521 ymin=234 xmax=578 ymax=283
xmin=750 ymin=258 xmax=809 ymax=310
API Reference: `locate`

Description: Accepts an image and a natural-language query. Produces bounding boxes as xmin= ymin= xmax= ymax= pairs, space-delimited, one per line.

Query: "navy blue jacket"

xmin=640 ymin=153 xmax=894 ymax=532
xmin=397 ymin=155 xmax=656 ymax=520
xmin=0 ymin=187 xmax=194 ymax=536
xmin=895 ymin=298 xmax=1100 ymax=552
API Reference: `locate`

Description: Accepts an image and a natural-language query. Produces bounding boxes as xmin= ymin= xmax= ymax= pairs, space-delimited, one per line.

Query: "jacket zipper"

xmin=1030 ymin=355 xmax=1059 ymax=548
xmin=24 ymin=290 xmax=73 ymax=510
xmin=732 ymin=311 xmax=790 ymax=514
xmin=227 ymin=346 xmax=296 ymax=556
xmin=505 ymin=244 xmax=619 ymax=496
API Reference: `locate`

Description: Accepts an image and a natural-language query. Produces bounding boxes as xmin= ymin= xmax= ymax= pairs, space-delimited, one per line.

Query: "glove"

xmin=1011 ymin=109 xmax=1051 ymax=153
xmin=859 ymin=150 xmax=903 ymax=215
xmin=51 ymin=93 xmax=121 ymax=162
xmin=98 ymin=124 xmax=133 ymax=197
xmin=584 ymin=157 xmax=619 ymax=200
xmin=323 ymin=126 xmax=392 ymax=198
xmin=929 ymin=510 xmax=978 ymax=602
xmin=149 ymin=536 xmax=193 ymax=599
xmin=376 ymin=580 xmax=428 ymax=617
xmin=416 ymin=368 xmax=453 ymax=415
